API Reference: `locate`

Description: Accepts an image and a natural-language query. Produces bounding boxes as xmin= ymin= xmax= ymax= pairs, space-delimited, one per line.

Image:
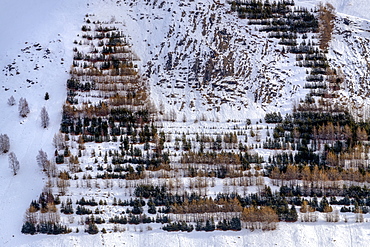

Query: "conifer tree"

xmin=21 ymin=221 xmax=36 ymax=235
xmin=286 ymin=205 xmax=298 ymax=222
xmin=86 ymin=222 xmax=99 ymax=234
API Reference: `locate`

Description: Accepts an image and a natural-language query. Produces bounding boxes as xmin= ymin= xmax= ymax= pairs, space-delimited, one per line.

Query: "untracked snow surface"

xmin=0 ymin=0 xmax=370 ymax=246
xmin=14 ymin=222 xmax=370 ymax=247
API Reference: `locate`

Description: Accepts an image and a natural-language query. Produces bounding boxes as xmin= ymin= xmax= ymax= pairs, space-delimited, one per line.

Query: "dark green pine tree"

xmin=148 ymin=200 xmax=157 ymax=214
xmin=205 ymin=219 xmax=215 ymax=231
xmin=285 ymin=205 xmax=298 ymax=222
xmin=21 ymin=221 xmax=36 ymax=235
xmin=230 ymin=217 xmax=241 ymax=231
xmin=86 ymin=223 xmax=99 ymax=234
xmin=318 ymin=196 xmax=329 ymax=212
xmin=195 ymin=221 xmax=204 ymax=231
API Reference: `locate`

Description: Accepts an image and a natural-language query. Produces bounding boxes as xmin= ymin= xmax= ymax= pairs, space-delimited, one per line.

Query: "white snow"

xmin=12 ymin=221 xmax=370 ymax=247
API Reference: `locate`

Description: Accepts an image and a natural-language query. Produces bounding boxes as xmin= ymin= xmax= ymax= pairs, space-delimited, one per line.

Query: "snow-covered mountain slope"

xmin=0 ymin=0 xmax=370 ymax=246
xmin=0 ymin=1 xmax=86 ymax=245
xmin=86 ymin=0 xmax=370 ymax=121
xmin=116 ymin=0 xmax=308 ymax=118
xmin=328 ymin=15 xmax=370 ymax=118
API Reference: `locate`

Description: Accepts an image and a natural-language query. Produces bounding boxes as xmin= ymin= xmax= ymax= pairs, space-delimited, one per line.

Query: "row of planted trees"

xmin=23 ymin=14 xmax=162 ymax=235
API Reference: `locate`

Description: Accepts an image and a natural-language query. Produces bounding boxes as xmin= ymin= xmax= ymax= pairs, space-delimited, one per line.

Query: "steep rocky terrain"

xmin=1 ymin=0 xmax=370 ymax=246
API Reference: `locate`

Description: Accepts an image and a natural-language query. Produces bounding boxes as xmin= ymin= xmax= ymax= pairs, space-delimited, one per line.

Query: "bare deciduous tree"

xmin=45 ymin=159 xmax=57 ymax=178
xmin=53 ymin=133 xmax=66 ymax=151
xmin=8 ymin=152 xmax=20 ymax=175
xmin=57 ymin=172 xmax=70 ymax=195
xmin=0 ymin=134 xmax=10 ymax=154
xmin=36 ymin=149 xmax=48 ymax=171
xmin=19 ymin=97 xmax=30 ymax=117
xmin=24 ymin=206 xmax=38 ymax=224
xmin=7 ymin=96 xmax=16 ymax=106
xmin=40 ymin=107 xmax=50 ymax=128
